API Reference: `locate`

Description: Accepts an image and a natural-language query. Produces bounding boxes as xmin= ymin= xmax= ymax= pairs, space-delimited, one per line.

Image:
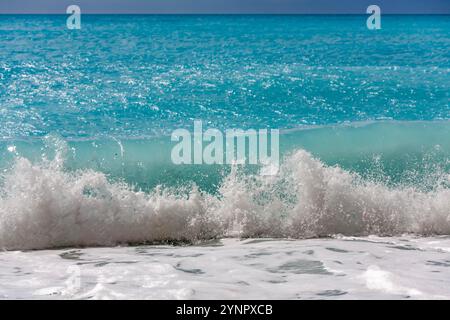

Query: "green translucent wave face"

xmin=1 ymin=121 xmax=449 ymax=192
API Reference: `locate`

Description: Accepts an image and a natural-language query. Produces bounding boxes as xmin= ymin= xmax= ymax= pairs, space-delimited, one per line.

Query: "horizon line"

xmin=1 ymin=13 xmax=449 ymax=15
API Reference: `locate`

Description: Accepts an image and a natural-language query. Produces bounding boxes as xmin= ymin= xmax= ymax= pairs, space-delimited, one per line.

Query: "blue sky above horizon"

xmin=0 ymin=0 xmax=449 ymax=14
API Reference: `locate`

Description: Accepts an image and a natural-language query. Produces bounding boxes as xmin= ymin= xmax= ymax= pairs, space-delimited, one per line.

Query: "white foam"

xmin=1 ymin=150 xmax=450 ymax=250
xmin=361 ymin=265 xmax=423 ymax=297
xmin=2 ymin=237 xmax=450 ymax=299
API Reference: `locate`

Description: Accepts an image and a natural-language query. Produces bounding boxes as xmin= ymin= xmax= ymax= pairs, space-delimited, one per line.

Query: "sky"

xmin=0 ymin=0 xmax=449 ymax=14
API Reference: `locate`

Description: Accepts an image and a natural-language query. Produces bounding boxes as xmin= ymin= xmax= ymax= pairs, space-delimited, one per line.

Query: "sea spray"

xmin=1 ymin=147 xmax=450 ymax=250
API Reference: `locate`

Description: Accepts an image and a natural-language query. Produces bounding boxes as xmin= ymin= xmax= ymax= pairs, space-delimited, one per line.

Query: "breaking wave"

xmin=1 ymin=146 xmax=449 ymax=250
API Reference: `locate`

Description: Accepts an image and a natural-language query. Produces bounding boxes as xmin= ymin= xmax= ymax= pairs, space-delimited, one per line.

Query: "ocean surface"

xmin=0 ymin=15 xmax=449 ymax=299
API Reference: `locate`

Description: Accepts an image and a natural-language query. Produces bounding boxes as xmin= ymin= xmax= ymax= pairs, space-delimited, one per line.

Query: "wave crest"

xmin=1 ymin=150 xmax=450 ymax=250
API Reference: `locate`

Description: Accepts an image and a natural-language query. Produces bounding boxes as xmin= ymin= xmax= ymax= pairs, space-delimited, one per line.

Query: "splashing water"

xmin=1 ymin=145 xmax=449 ymax=250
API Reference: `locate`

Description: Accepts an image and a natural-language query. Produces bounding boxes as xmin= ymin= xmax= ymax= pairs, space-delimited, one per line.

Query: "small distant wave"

xmin=1 ymin=147 xmax=449 ymax=250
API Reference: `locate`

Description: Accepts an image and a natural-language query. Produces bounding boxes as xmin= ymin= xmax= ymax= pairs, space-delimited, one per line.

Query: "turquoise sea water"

xmin=0 ymin=15 xmax=449 ymax=138
xmin=0 ymin=15 xmax=449 ymax=248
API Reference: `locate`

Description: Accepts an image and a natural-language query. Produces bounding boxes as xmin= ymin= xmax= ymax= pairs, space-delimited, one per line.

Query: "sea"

xmin=0 ymin=14 xmax=449 ymax=299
